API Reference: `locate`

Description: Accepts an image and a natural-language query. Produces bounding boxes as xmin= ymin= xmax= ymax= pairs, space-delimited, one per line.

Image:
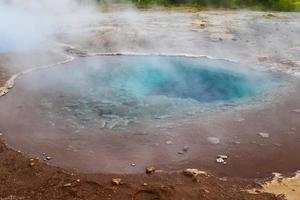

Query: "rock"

xmin=258 ymin=56 xmax=268 ymax=63
xmin=217 ymin=155 xmax=228 ymax=159
xmin=0 ymin=133 xmax=3 ymax=136
xmin=183 ymin=146 xmax=189 ymax=152
xmin=183 ymin=169 xmax=206 ymax=177
xmin=146 ymin=167 xmax=156 ymax=174
xmin=112 ymin=178 xmax=122 ymax=186
xmin=207 ymin=137 xmax=220 ymax=145
xmin=130 ymin=163 xmax=136 ymax=167
xmin=216 ymin=157 xmax=226 ymax=164
xmin=177 ymin=151 xmax=184 ymax=155
xmin=234 ymin=118 xmax=245 ymax=122
xmin=64 ymin=183 xmax=72 ymax=187
xmin=292 ymin=109 xmax=300 ymax=113
xmin=46 ymin=156 xmax=52 ymax=160
xmin=29 ymin=162 xmax=35 ymax=167
xmin=165 ymin=140 xmax=173 ymax=145
xmin=142 ymin=183 xmax=148 ymax=186
xmin=258 ymin=132 xmax=270 ymax=138
xmin=216 ymin=155 xmax=228 ymax=165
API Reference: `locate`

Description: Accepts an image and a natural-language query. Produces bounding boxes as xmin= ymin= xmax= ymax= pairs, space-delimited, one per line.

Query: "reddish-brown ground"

xmin=0 ymin=138 xmax=283 ymax=200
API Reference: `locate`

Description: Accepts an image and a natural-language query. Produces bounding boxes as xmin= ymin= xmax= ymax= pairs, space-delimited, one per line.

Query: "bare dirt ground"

xmin=1 ymin=9 xmax=300 ymax=199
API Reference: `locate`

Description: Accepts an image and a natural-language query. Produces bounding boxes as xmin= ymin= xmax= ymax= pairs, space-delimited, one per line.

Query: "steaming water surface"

xmin=2 ymin=56 xmax=284 ymax=131
xmin=1 ymin=55 xmax=296 ymax=176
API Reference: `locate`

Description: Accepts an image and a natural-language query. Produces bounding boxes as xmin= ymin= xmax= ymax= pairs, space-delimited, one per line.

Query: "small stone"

xmin=46 ymin=156 xmax=52 ymax=160
xmin=17 ymin=150 xmax=21 ymax=153
xmin=64 ymin=183 xmax=72 ymax=187
xmin=183 ymin=146 xmax=189 ymax=152
xmin=234 ymin=118 xmax=245 ymax=122
xmin=142 ymin=183 xmax=148 ymax=186
xmin=207 ymin=137 xmax=220 ymax=145
xmin=112 ymin=178 xmax=122 ymax=186
xmin=292 ymin=109 xmax=300 ymax=113
xmin=217 ymin=155 xmax=228 ymax=159
xmin=130 ymin=163 xmax=136 ymax=167
xmin=177 ymin=151 xmax=184 ymax=155
xmin=76 ymin=179 xmax=81 ymax=183
xmin=0 ymin=133 xmax=3 ymax=136
xmin=258 ymin=132 xmax=270 ymax=138
xmin=291 ymin=127 xmax=297 ymax=131
xmin=183 ymin=169 xmax=206 ymax=177
xmin=165 ymin=140 xmax=173 ymax=145
xmin=287 ymin=131 xmax=295 ymax=135
xmin=146 ymin=167 xmax=156 ymax=174
xmin=258 ymin=56 xmax=268 ymax=63
xmin=216 ymin=157 xmax=226 ymax=164
xmin=29 ymin=162 xmax=35 ymax=167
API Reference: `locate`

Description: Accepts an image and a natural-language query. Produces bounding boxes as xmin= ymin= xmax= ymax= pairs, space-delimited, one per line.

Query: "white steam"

xmin=0 ymin=0 xmax=99 ymax=53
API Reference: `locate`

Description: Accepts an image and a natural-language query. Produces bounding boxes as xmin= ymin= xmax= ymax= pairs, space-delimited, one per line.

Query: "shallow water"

xmin=27 ymin=56 xmax=283 ymax=131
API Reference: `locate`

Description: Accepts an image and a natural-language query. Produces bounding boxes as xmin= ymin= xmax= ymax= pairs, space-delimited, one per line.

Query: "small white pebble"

xmin=130 ymin=163 xmax=136 ymax=167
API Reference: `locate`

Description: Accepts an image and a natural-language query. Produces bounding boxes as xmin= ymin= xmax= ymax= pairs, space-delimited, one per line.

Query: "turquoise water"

xmin=85 ymin=56 xmax=272 ymax=102
xmin=18 ymin=55 xmax=283 ymax=129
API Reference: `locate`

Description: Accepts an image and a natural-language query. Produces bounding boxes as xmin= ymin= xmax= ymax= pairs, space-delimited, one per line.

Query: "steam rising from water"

xmin=0 ymin=0 xmax=98 ymax=52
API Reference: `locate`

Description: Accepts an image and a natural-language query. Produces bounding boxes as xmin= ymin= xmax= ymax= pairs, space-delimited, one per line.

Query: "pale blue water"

xmin=19 ymin=55 xmax=284 ymax=129
xmin=84 ymin=56 xmax=274 ymax=102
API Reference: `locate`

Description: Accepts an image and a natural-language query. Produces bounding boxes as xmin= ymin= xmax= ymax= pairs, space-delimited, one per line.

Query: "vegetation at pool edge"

xmin=98 ymin=0 xmax=300 ymax=11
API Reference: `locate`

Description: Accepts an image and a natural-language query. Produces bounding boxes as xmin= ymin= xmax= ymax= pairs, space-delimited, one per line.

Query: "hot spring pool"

xmin=0 ymin=55 xmax=295 ymax=175
xmin=2 ymin=55 xmax=283 ymax=131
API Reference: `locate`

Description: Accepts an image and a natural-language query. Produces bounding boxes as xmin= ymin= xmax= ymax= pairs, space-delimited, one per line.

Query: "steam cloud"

xmin=0 ymin=0 xmax=98 ymax=53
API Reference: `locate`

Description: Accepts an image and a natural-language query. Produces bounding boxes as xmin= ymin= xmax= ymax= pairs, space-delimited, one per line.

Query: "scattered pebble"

xmin=111 ymin=178 xmax=122 ymax=186
xmin=216 ymin=158 xmax=226 ymax=164
xmin=165 ymin=140 xmax=173 ymax=145
xmin=0 ymin=133 xmax=3 ymax=136
xmin=130 ymin=163 xmax=136 ymax=167
xmin=46 ymin=156 xmax=52 ymax=161
xmin=177 ymin=151 xmax=184 ymax=155
xmin=292 ymin=109 xmax=300 ymax=113
xmin=234 ymin=118 xmax=245 ymax=122
xmin=183 ymin=146 xmax=189 ymax=152
xmin=63 ymin=183 xmax=72 ymax=187
xmin=29 ymin=162 xmax=35 ymax=167
xmin=142 ymin=183 xmax=148 ymax=186
xmin=216 ymin=155 xmax=228 ymax=165
xmin=146 ymin=167 xmax=156 ymax=174
xmin=258 ymin=132 xmax=270 ymax=138
xmin=207 ymin=137 xmax=220 ymax=145
xmin=183 ymin=168 xmax=206 ymax=177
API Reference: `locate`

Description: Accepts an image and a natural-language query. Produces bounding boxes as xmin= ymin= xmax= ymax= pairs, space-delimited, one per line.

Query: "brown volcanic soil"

xmin=0 ymin=137 xmax=283 ymax=200
xmin=0 ymin=55 xmax=285 ymax=200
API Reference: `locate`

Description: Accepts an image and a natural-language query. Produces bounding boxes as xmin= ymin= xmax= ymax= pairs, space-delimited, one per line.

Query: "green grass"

xmin=116 ymin=0 xmax=300 ymax=11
